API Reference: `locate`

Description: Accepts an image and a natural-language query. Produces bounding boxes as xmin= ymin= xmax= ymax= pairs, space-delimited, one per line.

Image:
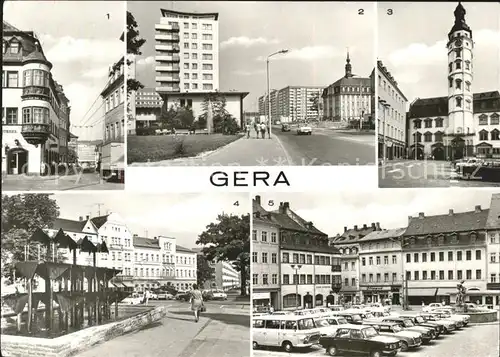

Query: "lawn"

xmin=127 ymin=134 xmax=242 ymax=163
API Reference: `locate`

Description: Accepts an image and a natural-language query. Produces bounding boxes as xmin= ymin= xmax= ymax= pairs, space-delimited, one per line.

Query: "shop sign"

xmin=3 ymin=128 xmax=20 ymax=134
xmin=252 ymin=292 xmax=270 ymax=300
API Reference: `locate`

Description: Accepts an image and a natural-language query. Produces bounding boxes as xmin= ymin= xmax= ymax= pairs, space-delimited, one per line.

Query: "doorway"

xmin=7 ymin=148 xmax=28 ymax=175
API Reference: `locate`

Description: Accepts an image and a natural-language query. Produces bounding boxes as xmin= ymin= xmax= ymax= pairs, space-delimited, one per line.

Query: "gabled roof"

xmin=90 ymin=215 xmax=109 ymax=229
xmin=52 ymin=218 xmax=87 ymax=233
xmin=269 ymin=209 xmax=326 ymax=236
xmin=176 ymin=245 xmax=194 ymax=253
xmin=486 ymin=194 xmax=500 ymax=229
xmin=3 ymin=21 xmax=21 ymax=32
xmin=360 ymin=228 xmax=407 ymax=242
xmin=404 ymin=209 xmax=490 ymax=236
xmin=331 ymin=225 xmax=380 ymax=244
xmin=133 ymin=236 xmax=160 ymax=249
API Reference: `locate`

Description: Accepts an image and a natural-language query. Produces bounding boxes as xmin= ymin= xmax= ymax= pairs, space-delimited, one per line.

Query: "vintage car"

xmin=120 ymin=293 xmax=143 ymax=305
xmin=428 ymin=311 xmax=464 ymax=329
xmin=432 ymin=309 xmax=469 ymax=326
xmin=157 ymin=291 xmax=174 ymax=300
xmin=175 ymin=291 xmax=191 ymax=302
xmin=297 ymin=123 xmax=312 ymax=135
xmin=422 ymin=303 xmax=447 ymax=312
xmin=362 ymin=321 xmax=422 ymax=352
xmin=332 ymin=311 xmax=364 ymax=325
xmin=328 ymin=305 xmax=345 ymax=312
xmin=368 ymin=303 xmax=391 ymax=313
xmin=419 ymin=312 xmax=456 ymax=333
xmin=396 ymin=314 xmax=443 ymax=336
xmin=281 ymin=123 xmax=291 ymax=132
xmin=211 ymin=290 xmax=228 ymax=301
xmin=381 ymin=317 xmax=435 ymax=343
xmin=319 ymin=325 xmax=401 ymax=357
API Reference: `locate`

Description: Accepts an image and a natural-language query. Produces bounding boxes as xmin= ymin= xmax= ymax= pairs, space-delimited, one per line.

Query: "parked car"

xmin=432 ymin=309 xmax=469 ymax=326
xmin=211 ymin=290 xmax=227 ymax=301
xmin=297 ymin=123 xmax=312 ymax=135
xmin=381 ymin=317 xmax=435 ymax=343
xmin=319 ymin=325 xmax=401 ymax=357
xmin=157 ymin=291 xmax=174 ymax=300
xmin=332 ymin=312 xmax=364 ymax=325
xmin=427 ymin=311 xmax=463 ymax=329
xmin=396 ymin=314 xmax=442 ymax=336
xmin=203 ymin=290 xmax=214 ymax=301
xmin=422 ymin=303 xmax=446 ymax=312
xmin=328 ymin=305 xmax=345 ymax=312
xmin=418 ymin=312 xmax=456 ymax=333
xmin=281 ymin=124 xmax=291 ymax=132
xmin=362 ymin=321 xmax=422 ymax=352
xmin=175 ymin=291 xmax=191 ymax=301
xmin=121 ymin=293 xmax=143 ymax=305
xmin=369 ymin=303 xmax=391 ymax=313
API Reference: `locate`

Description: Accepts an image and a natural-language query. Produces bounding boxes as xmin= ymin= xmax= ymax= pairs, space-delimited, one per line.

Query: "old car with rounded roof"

xmin=362 ymin=321 xmax=423 ymax=352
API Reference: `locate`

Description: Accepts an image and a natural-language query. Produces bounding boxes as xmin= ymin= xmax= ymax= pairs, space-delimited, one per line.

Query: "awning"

xmin=252 ymin=292 xmax=270 ymax=300
xmin=407 ymin=288 xmax=437 ymax=297
xmin=122 ymin=281 xmax=134 ymax=288
xmin=437 ymin=288 xmax=457 ymax=295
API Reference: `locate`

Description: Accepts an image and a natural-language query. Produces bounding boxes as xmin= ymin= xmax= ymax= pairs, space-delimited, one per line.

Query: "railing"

xmin=331 ymin=265 xmax=342 ymax=272
xmin=21 ymin=124 xmax=50 ymax=134
xmin=155 ymin=34 xmax=180 ymax=41
xmin=22 ymin=86 xmax=51 ymax=99
xmin=156 ymin=55 xmax=180 ymax=62
xmin=155 ymin=24 xmax=180 ymax=31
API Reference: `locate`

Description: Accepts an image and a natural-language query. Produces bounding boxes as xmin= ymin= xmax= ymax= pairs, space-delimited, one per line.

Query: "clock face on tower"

xmin=455 ymin=39 xmax=462 ymax=47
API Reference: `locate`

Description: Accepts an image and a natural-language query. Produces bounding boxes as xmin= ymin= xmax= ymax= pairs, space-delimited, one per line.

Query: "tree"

xmin=197 ymin=255 xmax=215 ymax=288
xmin=196 ymin=213 xmax=250 ymax=296
xmin=160 ymin=104 xmax=180 ymax=129
xmin=309 ymin=92 xmax=321 ymax=121
xmin=1 ymin=194 xmax=61 ymax=280
xmin=213 ymin=112 xmax=239 ymax=135
xmin=175 ymin=107 xmax=195 ymax=129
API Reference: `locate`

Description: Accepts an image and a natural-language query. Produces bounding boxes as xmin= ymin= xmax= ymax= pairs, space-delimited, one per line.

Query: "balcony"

xmin=155 ymin=44 xmax=180 ymax=52
xmin=155 ymin=34 xmax=180 ymax=41
xmin=331 ymin=282 xmax=342 ymax=292
xmin=156 ymin=75 xmax=180 ymax=82
xmin=331 ymin=265 xmax=342 ymax=272
xmin=155 ymin=24 xmax=180 ymax=32
xmin=156 ymin=65 xmax=180 ymax=72
xmin=21 ymin=124 xmax=50 ymax=146
xmin=156 ymin=55 xmax=180 ymax=62
xmin=155 ymin=86 xmax=180 ymax=93
xmin=21 ymin=86 xmax=50 ymax=100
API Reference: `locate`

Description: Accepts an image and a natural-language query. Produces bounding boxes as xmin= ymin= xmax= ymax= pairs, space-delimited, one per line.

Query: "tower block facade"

xmin=446 ymin=2 xmax=474 ymax=158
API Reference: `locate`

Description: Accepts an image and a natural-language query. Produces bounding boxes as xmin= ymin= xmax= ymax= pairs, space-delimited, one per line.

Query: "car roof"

xmin=364 ymin=321 xmax=397 ymax=326
xmin=253 ymin=314 xmax=313 ymax=321
xmin=337 ymin=325 xmax=369 ymax=330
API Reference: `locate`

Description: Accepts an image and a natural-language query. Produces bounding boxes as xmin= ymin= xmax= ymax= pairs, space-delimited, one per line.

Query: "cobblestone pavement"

xmin=2 ymin=172 xmax=124 ymax=191
xmin=76 ymin=300 xmax=250 ymax=357
xmin=253 ymin=319 xmax=499 ymax=357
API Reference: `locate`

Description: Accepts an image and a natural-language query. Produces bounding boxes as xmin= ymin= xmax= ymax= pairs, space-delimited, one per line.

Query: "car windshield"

xmin=314 ymin=319 xmax=330 ymax=327
xmin=416 ymin=317 xmax=425 ymax=323
xmin=403 ymin=320 xmax=414 ymax=327
xmin=351 ymin=314 xmax=362 ymax=322
xmin=363 ymin=327 xmax=378 ymax=338
xmin=298 ymin=318 xmax=315 ymax=330
xmin=337 ymin=318 xmax=348 ymax=324
xmin=392 ymin=325 xmax=403 ymax=333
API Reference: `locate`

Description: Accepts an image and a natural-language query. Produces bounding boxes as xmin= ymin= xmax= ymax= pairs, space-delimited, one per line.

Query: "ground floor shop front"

xmin=253 ymin=289 xmax=280 ymax=310
xmin=359 ymin=285 xmax=402 ymax=305
xmin=281 ymin=284 xmax=339 ymax=310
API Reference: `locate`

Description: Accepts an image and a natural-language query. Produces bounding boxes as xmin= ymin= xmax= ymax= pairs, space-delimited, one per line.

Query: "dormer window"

xmin=470 ymin=232 xmax=477 ymax=244
xmin=10 ymin=41 xmax=19 ymax=54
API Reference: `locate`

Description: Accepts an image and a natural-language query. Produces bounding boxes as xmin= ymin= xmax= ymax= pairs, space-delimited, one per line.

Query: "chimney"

xmin=86 ymin=215 xmax=90 ymax=220
xmin=344 ymin=226 xmax=348 ymax=233
xmin=363 ymin=224 xmax=367 ymax=229
xmin=354 ymin=225 xmax=358 ymax=231
xmin=371 ymin=223 xmax=376 ymax=229
xmin=408 ymin=216 xmax=412 ymax=223
xmin=133 ymin=234 xmax=138 ymax=237
xmin=475 ymin=205 xmax=481 ymax=213
xmin=255 ymin=195 xmax=261 ymax=205
xmin=418 ymin=212 xmax=425 ymax=219
xmin=307 ymin=221 xmax=314 ymax=229
xmin=283 ymin=202 xmax=290 ymax=210
xmin=449 ymin=209 xmax=454 ymax=216
xmin=79 ymin=216 xmax=83 ymax=221
xmin=376 ymin=222 xmax=381 ymax=230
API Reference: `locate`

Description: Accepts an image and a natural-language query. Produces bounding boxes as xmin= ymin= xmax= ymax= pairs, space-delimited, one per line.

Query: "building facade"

xmin=2 ymin=21 xmax=72 ymax=175
xmin=214 ymin=261 xmax=240 ymax=291
xmin=402 ymin=206 xmax=489 ymax=305
xmin=322 ymin=52 xmax=373 ymax=123
xmin=377 ymin=60 xmax=408 ymax=160
xmin=252 ymin=195 xmax=281 ymax=309
xmin=407 ymin=3 xmax=500 ymax=160
xmin=76 ymin=140 xmax=100 ymax=166
xmin=330 ymin=223 xmax=381 ymax=303
xmin=486 ymin=194 xmax=500 ymax=306
xmin=155 ymin=9 xmax=219 ymax=93
xmin=175 ymin=245 xmax=197 ymax=290
xmin=135 ymin=88 xmax=163 ymax=129
xmin=358 ymin=228 xmax=406 ymax=305
xmin=276 ymin=202 xmax=342 ymax=309
xmin=100 ymin=56 xmax=125 ymax=177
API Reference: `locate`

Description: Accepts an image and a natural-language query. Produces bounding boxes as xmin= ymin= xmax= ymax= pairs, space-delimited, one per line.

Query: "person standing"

xmin=254 ymin=122 xmax=259 ymax=138
xmin=189 ymin=284 xmax=204 ymax=322
xmin=246 ymin=124 xmax=251 ymax=138
xmin=260 ymin=123 xmax=266 ymax=139
xmin=145 ymin=289 xmax=150 ymax=305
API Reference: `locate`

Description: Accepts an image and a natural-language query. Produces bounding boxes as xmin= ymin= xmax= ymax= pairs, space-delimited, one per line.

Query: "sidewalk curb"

xmin=189 ymin=135 xmax=246 ymax=162
xmin=272 ymin=134 xmax=293 ymax=165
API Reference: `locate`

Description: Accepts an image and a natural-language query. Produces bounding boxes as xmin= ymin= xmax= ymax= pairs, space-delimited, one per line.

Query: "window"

xmin=476 ymin=270 xmax=481 ymax=280
xmin=261 ymin=231 xmax=267 ymax=242
xmin=406 ymin=271 xmax=411 ymax=280
xmin=491 ymin=253 xmax=497 ymax=263
xmin=192 ymin=23 xmax=197 ymax=29
xmin=448 ymin=251 xmax=453 ymax=261
xmin=192 ymin=53 xmax=198 ymax=60
xmin=362 ymin=257 xmax=366 ymax=266
xmin=392 ymin=273 xmax=397 ymax=281
xmin=183 ymin=33 xmax=189 ymax=39
xmin=252 ymin=230 xmax=257 ymax=240
xmin=430 ymin=252 xmax=435 ymax=261
xmin=184 ymin=43 xmax=189 ymax=49
xmin=491 ymin=274 xmax=497 ymax=283
xmin=456 ymin=97 xmax=462 ymax=107
xmin=307 ymin=255 xmax=312 ymax=264
xmin=466 ymin=270 xmax=472 ymax=279
xmin=282 ymin=253 xmax=289 ymax=263
xmin=262 ymin=252 xmax=268 ymax=263
xmin=422 ymin=271 xmax=428 ymax=280
xmin=351 ymin=261 xmax=355 ymax=270
xmin=466 ymin=250 xmax=471 ymax=260
xmin=414 ymin=271 xmax=419 ymax=280
xmin=406 ymin=253 xmax=411 ymax=263
xmin=7 ymin=71 xmax=18 ymax=87
xmin=191 ymin=33 xmax=197 ymax=39
xmin=457 ymin=251 xmax=462 ymax=260
xmin=191 ymin=63 xmax=198 ymax=70
xmin=202 ymin=23 xmax=212 ymax=30
xmin=431 ymin=271 xmax=436 ymax=280
xmin=455 ymin=79 xmax=462 ymax=89
xmin=392 ymin=255 xmax=397 ymax=264
xmin=344 ymin=262 xmax=348 ymax=270
xmin=10 ymin=42 xmax=19 ymax=54
xmin=192 ymin=83 xmax=198 ymax=89
xmin=202 ymin=34 xmax=212 ymax=40
xmin=202 ymin=73 xmax=213 ymax=80
xmin=272 ymin=274 xmax=277 ymax=284
xmin=376 ymin=256 xmax=381 ymax=265
xmin=413 ymin=253 xmax=419 ymax=263
xmin=252 ymin=274 xmax=258 ymax=285
xmin=202 ymin=43 xmax=212 ymax=50
xmin=475 ymin=250 xmax=481 ymax=260
xmin=448 ymin=270 xmax=453 ymax=280
xmin=439 ymin=270 xmax=444 ymax=280
xmin=202 ymin=54 xmax=213 ymax=60
xmin=293 ymin=253 xmax=298 ymax=264
xmin=299 ymin=254 xmax=305 ymax=264
xmin=262 ymin=274 xmax=268 ymax=285
xmin=203 ymin=83 xmax=213 ymax=90
xmin=361 ymin=274 xmax=366 ymax=282
xmin=449 ymin=77 xmax=453 ymax=88
xmin=183 ymin=53 xmax=189 ymax=59
xmin=465 ymin=81 xmax=471 ymax=91
xmin=184 ymin=73 xmax=189 ymax=80
xmin=422 ymin=253 xmax=427 ymax=262
xmin=283 ymin=274 xmax=289 ymax=284
xmin=456 ymin=61 xmax=461 ymax=70
xmin=271 ymin=253 xmax=277 ymax=264
xmin=369 ymin=274 xmax=374 ymax=282
xmin=457 ymin=270 xmax=463 ymax=280
xmin=184 ymin=63 xmax=189 ymax=69
xmin=192 ymin=43 xmax=198 ymax=50
xmin=183 ymin=22 xmax=189 ymax=29
xmin=376 ymin=273 xmax=381 ymax=282
xmin=6 ymin=108 xmax=18 ymax=125
xmin=369 ymin=257 xmax=373 ymax=265
xmin=439 ymin=252 xmax=444 ymax=261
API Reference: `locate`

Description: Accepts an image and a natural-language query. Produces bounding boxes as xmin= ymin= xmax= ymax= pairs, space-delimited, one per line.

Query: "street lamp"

xmin=379 ymin=99 xmax=391 ymax=164
xmin=267 ymin=49 xmax=288 ymax=138
xmin=290 ymin=264 xmax=302 ymax=309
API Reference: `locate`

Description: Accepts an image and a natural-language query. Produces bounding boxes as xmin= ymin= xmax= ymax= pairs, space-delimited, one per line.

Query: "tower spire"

xmin=345 ymin=48 xmax=352 ymax=78
xmin=448 ymin=1 xmax=472 ymax=39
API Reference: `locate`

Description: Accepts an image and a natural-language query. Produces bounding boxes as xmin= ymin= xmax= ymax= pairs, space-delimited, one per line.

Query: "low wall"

xmin=1 ymin=305 xmax=166 ymax=357
xmin=458 ymin=310 xmax=498 ymax=323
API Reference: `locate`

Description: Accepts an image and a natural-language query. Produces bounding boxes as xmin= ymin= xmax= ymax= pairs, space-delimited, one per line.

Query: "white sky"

xmin=51 ymin=192 xmax=249 ymax=248
xmin=4 ymin=1 xmax=125 ymax=140
xmin=129 ymin=1 xmax=375 ymax=111
xmin=256 ymin=190 xmax=499 ymax=237
xmin=378 ymin=2 xmax=500 ymax=106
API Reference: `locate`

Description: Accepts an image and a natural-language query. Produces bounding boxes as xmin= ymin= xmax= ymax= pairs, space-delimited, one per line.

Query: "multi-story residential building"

xmin=2 ymin=21 xmax=72 ymax=175
xmin=155 ymin=9 xmax=219 ymax=93
xmin=322 ymin=52 xmax=373 ymax=123
xmin=486 ymin=193 xmax=500 ymax=307
xmin=243 ymin=111 xmax=259 ymax=125
xmin=377 ymin=60 xmax=408 ymax=160
xmin=214 ymin=261 xmax=240 ymax=291
xmin=175 ymin=245 xmax=197 ymax=290
xmin=407 ymin=3 xmax=500 ymax=160
xmin=402 ymin=206 xmax=489 ymax=305
xmin=100 ymin=56 xmax=125 ymax=178
xmin=252 ymin=195 xmax=281 ymax=309
xmin=275 ymin=202 xmax=342 ymax=309
xmin=135 ymin=88 xmax=163 ymax=129
xmin=330 ymin=223 xmax=381 ymax=303
xmin=358 ymin=228 xmax=406 ymax=305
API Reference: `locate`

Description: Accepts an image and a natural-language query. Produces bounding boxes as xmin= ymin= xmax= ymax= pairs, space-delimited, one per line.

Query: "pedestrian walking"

xmin=267 ymin=125 xmax=270 ymax=139
xmin=189 ymin=284 xmax=204 ymax=322
xmin=144 ymin=289 xmax=150 ymax=305
xmin=254 ymin=123 xmax=259 ymax=138
xmin=246 ymin=125 xmax=251 ymax=138
xmin=260 ymin=123 xmax=266 ymax=139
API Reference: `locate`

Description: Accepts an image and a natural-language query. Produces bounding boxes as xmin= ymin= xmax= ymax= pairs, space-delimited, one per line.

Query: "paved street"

xmin=130 ymin=126 xmax=375 ymax=166
xmin=1 ymin=172 xmax=124 ymax=191
xmin=253 ymin=321 xmax=499 ymax=357
xmin=274 ymin=127 xmax=376 ymax=166
xmin=76 ymin=299 xmax=250 ymax=357
xmin=379 ymin=160 xmax=500 ymax=188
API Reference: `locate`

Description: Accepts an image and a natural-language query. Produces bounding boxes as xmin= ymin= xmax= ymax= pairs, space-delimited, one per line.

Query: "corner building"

xmin=2 ymin=21 xmax=72 ymax=175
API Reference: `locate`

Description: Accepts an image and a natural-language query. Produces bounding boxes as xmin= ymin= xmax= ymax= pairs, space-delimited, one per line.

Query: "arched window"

xmin=465 ymin=61 xmax=471 ymax=70
xmin=455 ymin=60 xmax=461 ymax=70
xmin=492 ymin=129 xmax=500 ymax=141
xmin=456 ymin=97 xmax=462 ymax=107
xmin=448 ymin=63 xmax=453 ymax=72
xmin=455 ymin=79 xmax=462 ymax=89
xmin=479 ymin=130 xmax=489 ymax=141
xmin=455 ymin=48 xmax=461 ymax=58
xmin=448 ymin=77 xmax=453 ymax=88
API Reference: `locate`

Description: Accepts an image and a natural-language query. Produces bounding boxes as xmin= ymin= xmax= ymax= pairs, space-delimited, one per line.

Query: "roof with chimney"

xmin=176 ymin=245 xmax=195 ymax=253
xmin=408 ymin=91 xmax=500 ymax=118
xmin=269 ymin=204 xmax=327 ymax=236
xmin=360 ymin=228 xmax=407 ymax=242
xmin=330 ymin=223 xmax=382 ymax=244
xmin=90 ymin=215 xmax=109 ymax=229
xmin=404 ymin=206 xmax=490 ymax=236
xmin=486 ymin=194 xmax=500 ymax=229
xmin=51 ymin=218 xmax=87 ymax=233
xmin=133 ymin=236 xmax=160 ymax=249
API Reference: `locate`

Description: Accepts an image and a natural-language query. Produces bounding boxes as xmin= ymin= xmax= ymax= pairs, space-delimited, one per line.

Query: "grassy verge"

xmin=127 ymin=134 xmax=242 ymax=163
